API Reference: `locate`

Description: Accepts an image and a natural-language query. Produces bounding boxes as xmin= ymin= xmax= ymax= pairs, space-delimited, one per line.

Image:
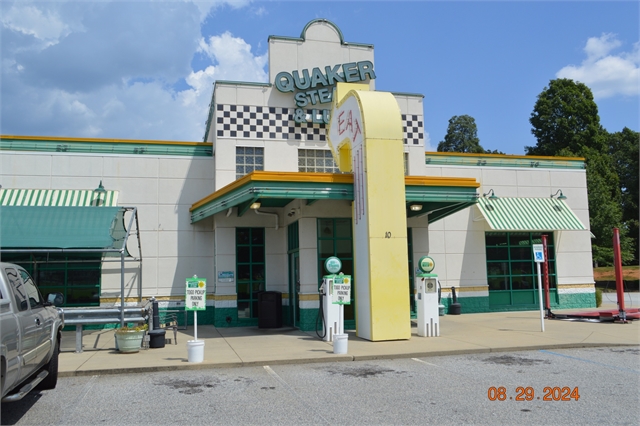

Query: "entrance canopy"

xmin=475 ymin=197 xmax=587 ymax=231
xmin=190 ymin=171 xmax=479 ymax=223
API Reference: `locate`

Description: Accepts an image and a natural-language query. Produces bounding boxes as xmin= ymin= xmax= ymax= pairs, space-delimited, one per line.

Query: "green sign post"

xmin=185 ymin=276 xmax=206 ymax=341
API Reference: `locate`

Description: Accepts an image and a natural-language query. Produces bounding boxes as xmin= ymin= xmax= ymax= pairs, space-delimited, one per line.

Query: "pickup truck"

xmin=1 ymin=262 xmax=64 ymax=403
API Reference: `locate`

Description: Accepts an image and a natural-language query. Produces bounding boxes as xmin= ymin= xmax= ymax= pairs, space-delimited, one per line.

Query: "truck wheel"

xmin=36 ymin=337 xmax=59 ymax=390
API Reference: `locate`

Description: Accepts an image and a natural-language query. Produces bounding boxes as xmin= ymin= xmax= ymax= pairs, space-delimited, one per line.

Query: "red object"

xmin=542 ymin=235 xmax=551 ymax=312
xmin=560 ymin=308 xmax=639 ymax=321
xmin=613 ymin=228 xmax=625 ymax=313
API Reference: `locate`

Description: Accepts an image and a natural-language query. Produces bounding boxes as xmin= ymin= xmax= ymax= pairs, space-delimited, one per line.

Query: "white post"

xmin=537 ymin=262 xmax=545 ymax=332
xmin=194 ymin=310 xmax=198 ymax=341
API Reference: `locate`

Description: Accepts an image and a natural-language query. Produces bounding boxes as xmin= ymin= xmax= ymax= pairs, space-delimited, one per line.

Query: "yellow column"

xmin=327 ymin=83 xmax=410 ymax=341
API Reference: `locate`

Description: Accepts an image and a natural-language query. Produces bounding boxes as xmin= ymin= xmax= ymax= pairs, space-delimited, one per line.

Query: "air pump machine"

xmin=319 ymin=256 xmax=351 ymax=342
xmin=415 ymin=256 xmax=440 ymax=337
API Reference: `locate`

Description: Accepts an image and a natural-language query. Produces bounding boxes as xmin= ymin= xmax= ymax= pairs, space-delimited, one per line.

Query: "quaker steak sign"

xmin=274 ymin=61 xmax=376 ymax=124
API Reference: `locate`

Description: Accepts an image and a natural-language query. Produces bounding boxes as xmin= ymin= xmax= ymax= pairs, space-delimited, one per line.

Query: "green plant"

xmin=115 ymin=323 xmax=148 ymax=334
xmin=595 ymin=288 xmax=602 ymax=308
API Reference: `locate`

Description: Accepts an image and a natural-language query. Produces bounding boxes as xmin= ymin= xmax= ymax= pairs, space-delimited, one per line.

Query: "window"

xmin=236 ymin=147 xmax=264 ymax=179
xmin=20 ymin=269 xmax=43 ymax=309
xmin=3 ymin=254 xmax=101 ymax=307
xmin=298 ymin=149 xmax=340 ymax=173
xmin=404 ymin=152 xmax=408 ymax=176
xmin=5 ymin=267 xmax=28 ymax=312
xmin=236 ymin=228 xmax=265 ymax=321
xmin=485 ymin=232 xmax=557 ymax=306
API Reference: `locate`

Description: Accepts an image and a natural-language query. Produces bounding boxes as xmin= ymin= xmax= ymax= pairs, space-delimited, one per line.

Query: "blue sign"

xmin=533 ymin=244 xmax=544 ymax=263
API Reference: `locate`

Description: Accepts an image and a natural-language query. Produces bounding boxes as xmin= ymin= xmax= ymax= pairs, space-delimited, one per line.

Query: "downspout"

xmin=254 ymin=209 xmax=279 ymax=230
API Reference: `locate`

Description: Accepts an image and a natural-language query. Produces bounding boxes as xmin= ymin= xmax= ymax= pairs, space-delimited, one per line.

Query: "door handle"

xmin=35 ymin=318 xmax=41 ymax=326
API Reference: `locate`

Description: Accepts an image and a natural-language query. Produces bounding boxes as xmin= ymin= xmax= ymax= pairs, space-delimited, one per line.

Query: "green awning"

xmin=475 ymin=197 xmax=587 ymax=231
xmin=0 ymin=206 xmax=129 ymax=253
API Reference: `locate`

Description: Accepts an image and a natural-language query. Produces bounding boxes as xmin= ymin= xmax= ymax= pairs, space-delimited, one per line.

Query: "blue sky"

xmin=1 ymin=1 xmax=638 ymax=155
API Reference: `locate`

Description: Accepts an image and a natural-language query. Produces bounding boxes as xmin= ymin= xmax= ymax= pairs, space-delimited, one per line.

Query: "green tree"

xmin=527 ymin=78 xmax=633 ymax=265
xmin=438 ymin=115 xmax=484 ymax=153
xmin=581 ymin=146 xmax=634 ymax=265
xmin=608 ymin=128 xmax=639 ymax=263
xmin=526 ymin=79 xmax=605 ymax=156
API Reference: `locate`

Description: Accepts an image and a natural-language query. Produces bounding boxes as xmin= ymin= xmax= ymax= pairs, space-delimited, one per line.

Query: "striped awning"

xmin=0 ymin=188 xmax=118 ymax=207
xmin=476 ymin=197 xmax=587 ymax=231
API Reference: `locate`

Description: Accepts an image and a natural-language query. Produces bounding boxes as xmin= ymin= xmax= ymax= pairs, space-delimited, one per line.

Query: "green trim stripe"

xmin=1 ymin=136 xmax=212 ymax=157
xmin=425 ymin=153 xmax=585 ymax=170
xmin=476 ymin=197 xmax=586 ymax=231
xmin=0 ymin=189 xmax=118 ymax=207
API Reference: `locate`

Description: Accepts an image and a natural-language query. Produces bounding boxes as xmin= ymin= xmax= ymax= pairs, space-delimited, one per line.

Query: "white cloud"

xmin=1 ymin=0 xmax=267 ymax=142
xmin=423 ymin=133 xmax=433 ymax=152
xmin=557 ymin=33 xmax=640 ymax=98
xmin=0 ymin=3 xmax=73 ymax=47
xmin=198 ymin=32 xmax=268 ymax=82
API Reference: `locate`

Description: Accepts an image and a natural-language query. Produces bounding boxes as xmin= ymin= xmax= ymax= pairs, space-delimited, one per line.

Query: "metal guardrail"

xmin=60 ymin=306 xmax=149 ymax=353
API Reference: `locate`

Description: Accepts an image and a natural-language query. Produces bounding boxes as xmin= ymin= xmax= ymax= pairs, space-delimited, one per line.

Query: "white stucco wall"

xmin=1 ymin=151 xmax=215 ymax=301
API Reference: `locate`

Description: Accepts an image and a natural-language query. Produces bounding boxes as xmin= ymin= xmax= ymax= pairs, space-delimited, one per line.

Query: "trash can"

xmin=148 ymin=329 xmax=166 ymax=348
xmin=258 ymin=291 xmax=282 ymax=328
xmin=449 ymin=286 xmax=461 ymax=315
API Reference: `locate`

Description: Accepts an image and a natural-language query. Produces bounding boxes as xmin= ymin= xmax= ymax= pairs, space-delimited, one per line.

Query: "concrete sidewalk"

xmin=58 ymin=301 xmax=639 ymax=377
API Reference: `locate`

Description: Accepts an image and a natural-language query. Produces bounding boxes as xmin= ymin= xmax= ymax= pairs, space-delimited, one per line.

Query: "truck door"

xmin=19 ymin=269 xmax=53 ymax=368
xmin=5 ymin=267 xmax=41 ymax=378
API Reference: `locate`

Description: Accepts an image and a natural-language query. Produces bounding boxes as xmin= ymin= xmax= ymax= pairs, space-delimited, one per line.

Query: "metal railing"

xmin=60 ymin=305 xmax=149 ymax=353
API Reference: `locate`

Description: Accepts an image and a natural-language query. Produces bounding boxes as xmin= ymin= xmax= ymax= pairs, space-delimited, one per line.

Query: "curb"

xmin=58 ymin=342 xmax=638 ymax=378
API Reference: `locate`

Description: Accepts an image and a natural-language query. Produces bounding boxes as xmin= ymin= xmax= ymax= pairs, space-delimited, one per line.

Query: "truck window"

xmin=20 ymin=269 xmax=43 ymax=309
xmin=5 ymin=267 xmax=28 ymax=312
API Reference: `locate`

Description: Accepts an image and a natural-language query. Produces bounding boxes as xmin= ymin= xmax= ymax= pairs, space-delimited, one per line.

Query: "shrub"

xmin=595 ymin=288 xmax=602 ymax=308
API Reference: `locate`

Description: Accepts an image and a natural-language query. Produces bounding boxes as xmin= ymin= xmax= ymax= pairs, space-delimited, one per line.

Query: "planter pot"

xmin=115 ymin=330 xmax=145 ymax=353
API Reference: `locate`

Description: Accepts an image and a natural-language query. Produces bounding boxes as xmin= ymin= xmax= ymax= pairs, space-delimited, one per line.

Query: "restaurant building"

xmin=0 ymin=19 xmax=595 ymax=336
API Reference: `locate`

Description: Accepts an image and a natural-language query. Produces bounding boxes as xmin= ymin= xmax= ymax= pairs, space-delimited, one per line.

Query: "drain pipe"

xmin=254 ymin=209 xmax=279 ymax=230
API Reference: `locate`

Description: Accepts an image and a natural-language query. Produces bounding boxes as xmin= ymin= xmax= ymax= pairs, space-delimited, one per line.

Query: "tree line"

xmin=437 ymin=78 xmax=639 ymax=266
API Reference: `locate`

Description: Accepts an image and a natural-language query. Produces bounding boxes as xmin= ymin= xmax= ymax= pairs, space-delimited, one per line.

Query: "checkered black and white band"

xmin=215 ymin=104 xmax=424 ymax=145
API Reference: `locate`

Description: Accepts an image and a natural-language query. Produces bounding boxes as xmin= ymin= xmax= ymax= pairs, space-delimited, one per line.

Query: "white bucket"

xmin=333 ymin=333 xmax=348 ymax=354
xmin=187 ymin=340 xmax=205 ymax=363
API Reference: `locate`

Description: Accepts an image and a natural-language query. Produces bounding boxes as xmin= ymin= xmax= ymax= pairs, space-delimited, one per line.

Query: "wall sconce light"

xmin=482 ymin=189 xmax=498 ymax=200
xmin=94 ymin=180 xmax=106 ymax=194
xmin=94 ymin=180 xmax=106 ymax=206
xmin=250 ymin=202 xmax=261 ymax=210
xmin=410 ymin=204 xmax=423 ymax=212
xmin=551 ymin=189 xmax=567 ymax=200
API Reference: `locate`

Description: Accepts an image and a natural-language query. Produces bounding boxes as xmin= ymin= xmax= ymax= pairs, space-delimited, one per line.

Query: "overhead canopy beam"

xmin=190 ymin=171 xmax=479 ymax=224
